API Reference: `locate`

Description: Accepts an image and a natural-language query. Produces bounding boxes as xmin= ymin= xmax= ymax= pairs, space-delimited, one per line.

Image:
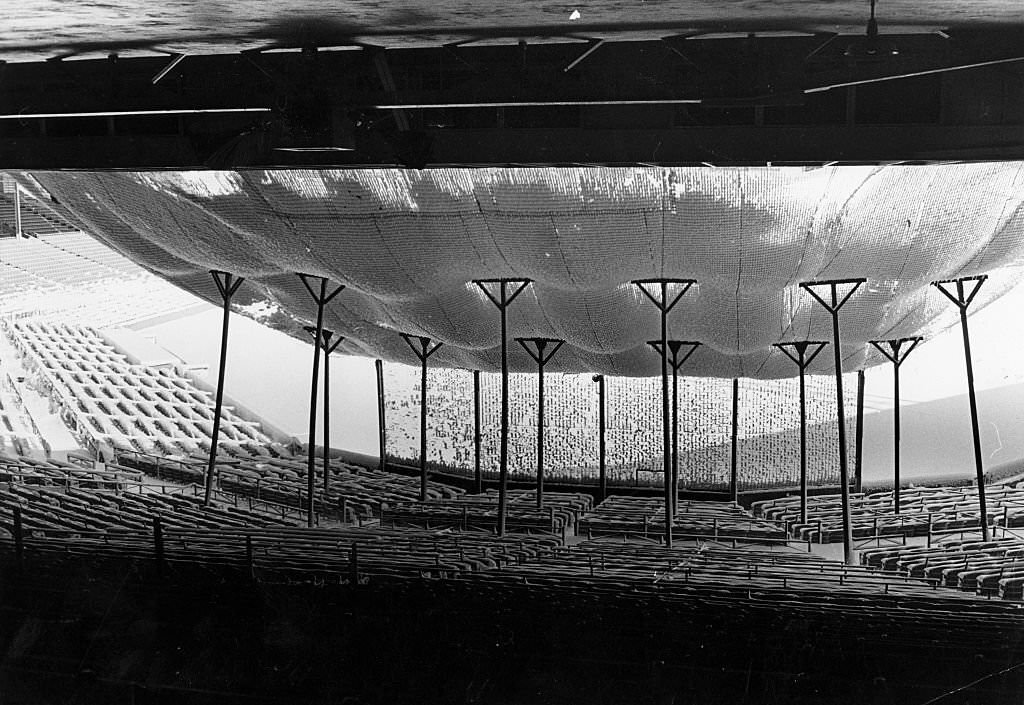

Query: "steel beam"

xmin=774 ymin=341 xmax=828 ymax=524
xmin=376 ymin=359 xmax=386 ymax=472
xmin=473 ymin=369 xmax=482 ymax=494
xmin=800 ymin=278 xmax=865 ymax=564
xmin=933 ymin=275 xmax=990 ymax=541
xmin=869 ymin=336 xmax=923 ymax=514
xmin=204 ymin=270 xmax=244 ymax=506
xmin=474 ymin=278 xmax=532 ymax=536
xmin=400 ymin=333 xmax=444 ymax=501
xmin=304 ymin=327 xmax=344 ymax=493
xmin=635 ymin=280 xmax=697 ymax=548
xmin=298 ymin=273 xmax=345 ymax=527
xmin=516 ymin=337 xmax=565 ymax=507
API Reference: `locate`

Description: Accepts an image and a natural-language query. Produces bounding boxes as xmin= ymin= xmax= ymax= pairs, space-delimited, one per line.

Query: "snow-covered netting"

xmin=21 ymin=164 xmax=1024 ymax=378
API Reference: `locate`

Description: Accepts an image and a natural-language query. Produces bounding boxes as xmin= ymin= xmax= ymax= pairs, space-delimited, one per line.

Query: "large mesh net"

xmin=17 ymin=164 xmax=1024 ymax=378
xmin=384 ymin=364 xmax=857 ymax=490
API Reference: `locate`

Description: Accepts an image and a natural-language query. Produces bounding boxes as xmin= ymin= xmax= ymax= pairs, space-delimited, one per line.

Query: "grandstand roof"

xmin=19 ymin=164 xmax=1024 ymax=378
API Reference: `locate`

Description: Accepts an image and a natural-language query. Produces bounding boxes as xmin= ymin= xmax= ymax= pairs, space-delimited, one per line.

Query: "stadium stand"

xmin=579 ymin=496 xmax=789 ymax=542
xmin=7 ymin=320 xmax=274 ymax=457
xmin=117 ymin=449 xmax=465 ymax=524
xmin=750 ymin=484 xmax=1024 ymax=543
xmin=385 ymin=365 xmax=858 ymax=492
xmin=382 ymin=489 xmax=592 ymax=534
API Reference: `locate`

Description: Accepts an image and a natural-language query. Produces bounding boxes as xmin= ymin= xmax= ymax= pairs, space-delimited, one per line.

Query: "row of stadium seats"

xmin=9 ymin=320 xmax=274 ymax=456
xmin=578 ymin=495 xmax=789 ymax=542
xmin=118 ymin=449 xmax=465 ymax=523
xmin=862 ymin=538 xmax=1024 ymax=600
xmin=0 ymin=481 xmax=294 ymax=536
xmin=381 ymin=489 xmax=593 ymax=534
xmin=750 ymin=484 xmax=1024 ymax=542
xmin=0 ymin=452 xmax=141 ymax=488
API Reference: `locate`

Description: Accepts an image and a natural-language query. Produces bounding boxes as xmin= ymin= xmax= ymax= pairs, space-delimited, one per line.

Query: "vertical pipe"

xmin=960 ymin=303 xmax=990 ymax=541
xmin=731 ymin=377 xmax=739 ymax=503
xmin=660 ymin=283 xmax=672 ymax=548
xmin=204 ymin=280 xmax=232 ymax=506
xmin=419 ymin=347 xmax=428 ymax=502
xmin=537 ymin=357 xmax=545 ymax=508
xmin=799 ymin=363 xmax=808 ymax=524
xmin=830 ymin=306 xmax=854 ymax=564
xmin=598 ymin=375 xmax=607 ymax=502
xmin=306 ymin=283 xmax=325 ymax=528
xmin=498 ymin=283 xmax=509 ymax=537
xmin=474 ymin=369 xmax=482 ymax=494
xmin=323 ymin=340 xmax=330 ymax=494
xmin=671 ymin=358 xmax=679 ymax=515
xmin=855 ymin=369 xmax=865 ymax=495
xmin=376 ymin=359 xmax=386 ymax=472
xmin=893 ymin=361 xmax=901 ymax=514
xmin=14 ymin=185 xmax=22 ymax=239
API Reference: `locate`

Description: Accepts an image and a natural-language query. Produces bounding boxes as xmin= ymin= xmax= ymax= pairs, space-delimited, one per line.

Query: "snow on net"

xmin=21 ymin=164 xmax=1024 ymax=378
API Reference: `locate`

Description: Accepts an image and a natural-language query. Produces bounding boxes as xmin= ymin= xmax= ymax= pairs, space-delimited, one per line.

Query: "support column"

xmin=473 ymin=369 xmax=482 ymax=494
xmin=869 ymin=337 xmax=922 ymax=515
xmin=474 ymin=278 xmax=532 ymax=536
xmin=376 ymin=359 xmax=386 ymax=472
xmin=516 ymin=337 xmax=565 ymax=508
xmin=933 ymin=275 xmax=990 ymax=541
xmin=635 ymin=277 xmax=697 ymax=549
xmin=594 ymin=374 xmax=607 ymax=502
xmin=204 ymin=270 xmax=244 ymax=506
xmin=774 ymin=341 xmax=828 ymax=524
xmin=646 ymin=339 xmax=701 ymax=513
xmin=800 ymin=278 xmax=866 ymax=564
xmin=855 ymin=369 xmax=865 ymax=495
xmin=730 ymin=378 xmax=739 ymax=503
xmin=304 ymin=327 xmax=344 ymax=493
xmin=298 ymin=273 xmax=345 ymax=527
xmin=14 ymin=184 xmax=22 ymax=239
xmin=400 ymin=333 xmax=444 ymax=502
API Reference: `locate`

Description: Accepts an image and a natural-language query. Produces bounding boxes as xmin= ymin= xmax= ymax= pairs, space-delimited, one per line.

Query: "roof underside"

xmin=2 ymin=1 xmax=1022 ymax=60
xmin=19 ymin=164 xmax=1024 ymax=378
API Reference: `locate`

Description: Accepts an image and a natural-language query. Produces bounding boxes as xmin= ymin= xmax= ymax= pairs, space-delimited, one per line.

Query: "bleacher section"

xmin=9 ymin=321 xmax=274 ymax=456
xmin=579 ymin=496 xmax=789 ymax=542
xmin=119 ymin=450 xmax=465 ymax=523
xmin=382 ymin=489 xmax=592 ymax=534
xmin=863 ymin=537 xmax=1024 ymax=601
xmin=0 ymin=190 xmax=77 ymax=237
xmin=751 ymin=485 xmax=1024 ymax=543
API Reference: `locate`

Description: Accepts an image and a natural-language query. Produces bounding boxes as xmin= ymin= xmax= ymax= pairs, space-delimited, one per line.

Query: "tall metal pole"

xmin=204 ymin=270 xmax=244 ymax=506
xmin=801 ymin=279 xmax=865 ymax=564
xmin=298 ymin=273 xmax=345 ymax=527
xmin=473 ymin=369 xmax=482 ymax=494
xmin=870 ymin=337 xmax=921 ymax=514
xmin=376 ymin=359 xmax=386 ymax=472
xmin=730 ymin=377 xmax=739 ymax=503
xmin=14 ymin=184 xmax=22 ymax=239
xmin=672 ymin=355 xmax=679 ymax=514
xmin=800 ymin=364 xmax=808 ymax=517
xmin=635 ymin=279 xmax=697 ymax=549
xmin=774 ymin=341 xmax=827 ymax=525
xmin=855 ymin=369 xmax=865 ymax=495
xmin=306 ymin=284 xmax=325 ymax=525
xmin=474 ymin=278 xmax=532 ymax=536
xmin=596 ymin=374 xmax=606 ymax=502
xmin=660 ymin=284 xmax=670 ymax=543
xmin=517 ymin=337 xmax=564 ymax=508
xmin=933 ymin=276 xmax=989 ymax=541
xmin=401 ymin=334 xmax=444 ymax=502
xmin=500 ymin=291 xmax=509 ymax=532
xmin=305 ymin=328 xmax=344 ymax=494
